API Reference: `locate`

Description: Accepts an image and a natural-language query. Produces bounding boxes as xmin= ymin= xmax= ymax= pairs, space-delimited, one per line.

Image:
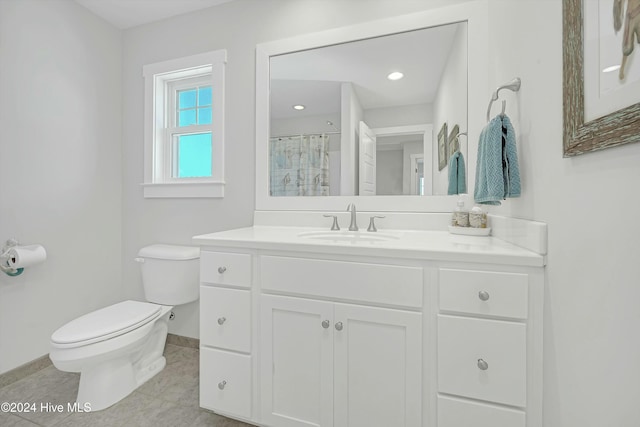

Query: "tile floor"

xmin=0 ymin=344 xmax=254 ymax=427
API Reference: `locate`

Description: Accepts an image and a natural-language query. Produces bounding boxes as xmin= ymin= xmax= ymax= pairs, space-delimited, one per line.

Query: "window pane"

xmin=174 ymin=133 xmax=212 ymax=178
xmin=198 ymin=86 xmax=212 ymax=106
xmin=178 ymin=109 xmax=197 ymax=126
xmin=178 ymin=89 xmax=197 ymax=109
xmin=198 ymin=107 xmax=212 ymax=125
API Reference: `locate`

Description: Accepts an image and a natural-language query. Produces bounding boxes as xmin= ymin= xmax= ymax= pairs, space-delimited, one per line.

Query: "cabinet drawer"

xmin=200 ymin=286 xmax=251 ymax=352
xmin=439 ymin=269 xmax=528 ymax=319
xmin=438 ymin=395 xmax=525 ymax=427
xmin=201 ymin=251 xmax=251 ymax=288
xmin=437 ymin=315 xmax=526 ymax=407
xmin=200 ymin=347 xmax=251 ymax=418
xmin=260 ymin=256 xmax=423 ymax=309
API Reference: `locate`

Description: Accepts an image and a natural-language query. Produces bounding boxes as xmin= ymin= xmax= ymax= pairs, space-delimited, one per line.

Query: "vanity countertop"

xmin=193 ymin=226 xmax=546 ymax=267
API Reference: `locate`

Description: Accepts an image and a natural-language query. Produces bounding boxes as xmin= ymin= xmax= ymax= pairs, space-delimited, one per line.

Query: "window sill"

xmin=142 ymin=181 xmax=225 ymax=198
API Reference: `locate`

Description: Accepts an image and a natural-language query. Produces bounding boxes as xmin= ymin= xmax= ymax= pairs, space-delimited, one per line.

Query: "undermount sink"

xmin=297 ymin=230 xmax=401 ymax=243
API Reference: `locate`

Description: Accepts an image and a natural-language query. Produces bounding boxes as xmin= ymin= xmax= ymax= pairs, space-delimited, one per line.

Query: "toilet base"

xmin=57 ymin=306 xmax=173 ymax=411
xmin=77 ymin=357 xmax=129 ymax=411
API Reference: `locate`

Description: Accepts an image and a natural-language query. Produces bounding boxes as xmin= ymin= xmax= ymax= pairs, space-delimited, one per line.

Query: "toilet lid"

xmin=51 ymin=300 xmax=162 ymax=346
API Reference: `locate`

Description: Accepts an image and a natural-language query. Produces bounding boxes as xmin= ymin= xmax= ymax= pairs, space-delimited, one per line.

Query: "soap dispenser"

xmin=452 ymin=199 xmax=469 ymax=227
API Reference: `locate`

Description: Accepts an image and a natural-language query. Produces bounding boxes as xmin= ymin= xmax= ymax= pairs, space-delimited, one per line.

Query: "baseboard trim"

xmin=166 ymin=333 xmax=199 ymax=349
xmin=0 ymin=354 xmax=52 ymax=389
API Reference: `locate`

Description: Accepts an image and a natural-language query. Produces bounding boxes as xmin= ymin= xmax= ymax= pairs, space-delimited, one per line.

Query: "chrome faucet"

xmin=346 ymin=203 xmax=358 ymax=231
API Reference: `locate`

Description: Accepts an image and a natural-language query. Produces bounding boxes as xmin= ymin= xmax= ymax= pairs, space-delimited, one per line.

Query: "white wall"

xmin=403 ymin=141 xmax=424 ymax=195
xmin=363 ymin=103 xmax=434 ymax=128
xmin=0 ymin=0 xmax=122 ymax=373
xmin=375 ymin=149 xmax=403 ymax=195
xmin=271 ymin=113 xmax=341 ymax=145
xmin=340 ymin=82 xmax=363 ymax=196
xmin=484 ymin=1 xmax=640 ymax=426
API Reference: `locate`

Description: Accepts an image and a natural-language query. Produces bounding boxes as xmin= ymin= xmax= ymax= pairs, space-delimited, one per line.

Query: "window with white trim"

xmin=142 ymin=50 xmax=226 ymax=198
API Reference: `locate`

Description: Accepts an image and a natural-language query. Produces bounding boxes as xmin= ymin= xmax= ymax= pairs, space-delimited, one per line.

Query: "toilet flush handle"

xmin=134 ymin=257 xmax=145 ymax=263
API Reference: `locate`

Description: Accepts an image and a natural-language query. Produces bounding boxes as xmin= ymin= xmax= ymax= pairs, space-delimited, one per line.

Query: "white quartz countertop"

xmin=193 ymin=226 xmax=546 ymax=267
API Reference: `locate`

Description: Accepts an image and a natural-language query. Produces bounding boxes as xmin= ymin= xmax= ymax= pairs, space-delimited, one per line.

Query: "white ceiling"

xmin=74 ymin=0 xmax=236 ymax=29
xmin=270 ymin=23 xmax=465 ymax=120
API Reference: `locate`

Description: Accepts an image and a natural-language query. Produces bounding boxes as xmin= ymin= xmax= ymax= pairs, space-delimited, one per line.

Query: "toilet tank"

xmin=136 ymin=244 xmax=200 ymax=305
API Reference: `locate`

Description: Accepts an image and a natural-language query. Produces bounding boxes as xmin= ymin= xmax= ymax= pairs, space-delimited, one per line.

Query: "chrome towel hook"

xmin=486 ymin=77 xmax=521 ymax=122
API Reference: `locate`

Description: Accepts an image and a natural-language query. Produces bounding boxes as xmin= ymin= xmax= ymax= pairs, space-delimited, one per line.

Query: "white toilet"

xmin=49 ymin=244 xmax=199 ymax=411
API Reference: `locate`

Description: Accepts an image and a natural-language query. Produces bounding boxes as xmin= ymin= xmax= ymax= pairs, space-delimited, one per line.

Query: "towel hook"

xmin=453 ymin=132 xmax=467 ymax=153
xmin=486 ymin=77 xmax=521 ymax=122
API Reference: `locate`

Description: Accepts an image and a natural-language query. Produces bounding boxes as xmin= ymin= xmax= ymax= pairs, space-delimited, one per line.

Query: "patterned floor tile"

xmin=0 ymin=344 xmax=254 ymax=427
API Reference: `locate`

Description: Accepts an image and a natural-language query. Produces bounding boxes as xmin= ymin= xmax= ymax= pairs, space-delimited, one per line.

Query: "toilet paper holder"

xmin=1 ymin=239 xmax=24 ymax=277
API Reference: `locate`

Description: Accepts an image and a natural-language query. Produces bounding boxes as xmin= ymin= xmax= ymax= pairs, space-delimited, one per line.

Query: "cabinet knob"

xmin=322 ymin=320 xmax=330 ymax=329
xmin=478 ymin=290 xmax=490 ymax=301
xmin=218 ymin=266 xmax=227 ymax=274
xmin=335 ymin=321 xmax=343 ymax=331
xmin=218 ymin=380 xmax=227 ymax=390
xmin=477 ymin=358 xmax=489 ymax=371
xmin=217 ymin=317 xmax=226 ymax=325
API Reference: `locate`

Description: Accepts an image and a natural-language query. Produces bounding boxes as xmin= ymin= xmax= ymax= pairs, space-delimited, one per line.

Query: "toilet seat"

xmin=51 ymin=300 xmax=162 ymax=348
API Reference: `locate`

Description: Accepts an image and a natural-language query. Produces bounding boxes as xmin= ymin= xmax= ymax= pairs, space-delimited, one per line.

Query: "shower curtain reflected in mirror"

xmin=269 ymin=134 xmax=330 ymax=196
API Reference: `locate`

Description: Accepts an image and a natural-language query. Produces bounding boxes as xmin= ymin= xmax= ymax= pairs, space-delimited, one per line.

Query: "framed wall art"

xmin=437 ymin=122 xmax=448 ymax=170
xmin=563 ymin=0 xmax=640 ymax=156
xmin=448 ymin=124 xmax=460 ymax=159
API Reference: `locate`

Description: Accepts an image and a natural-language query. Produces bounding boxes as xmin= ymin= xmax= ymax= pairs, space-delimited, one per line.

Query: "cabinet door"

xmin=333 ymin=303 xmax=422 ymax=427
xmin=260 ymin=295 xmax=334 ymax=427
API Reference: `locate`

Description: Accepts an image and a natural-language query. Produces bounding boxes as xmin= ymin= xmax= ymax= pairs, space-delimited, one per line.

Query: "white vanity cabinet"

xmin=260 ymin=295 xmax=422 ymax=427
xmin=195 ymin=226 xmax=545 ymax=427
xmin=259 ymin=255 xmax=423 ymax=427
xmin=199 ymin=250 xmax=253 ymax=420
xmin=436 ymin=268 xmax=543 ymax=427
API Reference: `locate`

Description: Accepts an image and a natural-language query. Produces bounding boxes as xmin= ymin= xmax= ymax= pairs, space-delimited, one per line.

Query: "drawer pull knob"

xmin=217 ymin=317 xmax=226 ymax=325
xmin=335 ymin=322 xmax=343 ymax=331
xmin=218 ymin=380 xmax=227 ymax=390
xmin=218 ymin=266 xmax=227 ymax=274
xmin=322 ymin=320 xmax=330 ymax=329
xmin=477 ymin=359 xmax=489 ymax=371
xmin=478 ymin=290 xmax=490 ymax=301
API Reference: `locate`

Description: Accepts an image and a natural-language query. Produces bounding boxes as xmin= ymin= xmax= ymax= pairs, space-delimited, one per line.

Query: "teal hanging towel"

xmin=447 ymin=151 xmax=466 ymax=195
xmin=474 ymin=114 xmax=521 ymax=205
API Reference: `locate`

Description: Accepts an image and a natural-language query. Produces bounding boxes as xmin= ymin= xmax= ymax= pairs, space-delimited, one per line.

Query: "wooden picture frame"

xmin=563 ymin=0 xmax=640 ymax=157
xmin=448 ymin=124 xmax=460 ymax=159
xmin=437 ymin=122 xmax=448 ymax=171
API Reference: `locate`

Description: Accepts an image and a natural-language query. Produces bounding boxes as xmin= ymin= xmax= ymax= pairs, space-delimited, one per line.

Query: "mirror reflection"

xmin=269 ymin=21 xmax=467 ymax=197
xmin=376 ymin=133 xmax=426 ymax=196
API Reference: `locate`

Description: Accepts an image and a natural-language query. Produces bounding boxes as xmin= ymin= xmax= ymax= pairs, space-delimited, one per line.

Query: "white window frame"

xmin=142 ymin=50 xmax=226 ymax=198
xmin=166 ymin=75 xmax=212 ymax=181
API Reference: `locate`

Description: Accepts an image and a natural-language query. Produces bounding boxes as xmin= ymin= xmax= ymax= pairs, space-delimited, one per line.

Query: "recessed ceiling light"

xmin=293 ymin=104 xmax=305 ymax=110
xmin=387 ymin=71 xmax=404 ymax=81
xmin=602 ymin=65 xmax=621 ymax=73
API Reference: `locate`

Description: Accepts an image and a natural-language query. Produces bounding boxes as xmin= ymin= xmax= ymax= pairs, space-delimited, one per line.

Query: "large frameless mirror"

xmin=268 ymin=22 xmax=467 ymax=197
